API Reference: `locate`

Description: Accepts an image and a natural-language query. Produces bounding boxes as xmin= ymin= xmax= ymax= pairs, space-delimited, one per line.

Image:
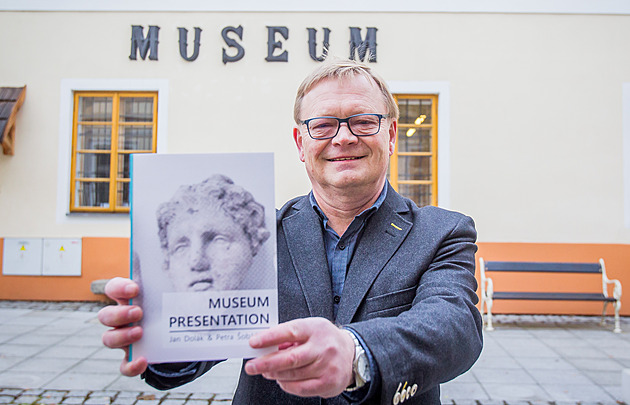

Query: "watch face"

xmin=357 ymin=353 xmax=371 ymax=382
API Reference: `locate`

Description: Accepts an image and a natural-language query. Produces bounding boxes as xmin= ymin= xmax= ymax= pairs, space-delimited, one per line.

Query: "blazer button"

xmin=334 ymin=295 xmax=341 ymax=304
xmin=338 ymin=244 xmax=346 ymax=250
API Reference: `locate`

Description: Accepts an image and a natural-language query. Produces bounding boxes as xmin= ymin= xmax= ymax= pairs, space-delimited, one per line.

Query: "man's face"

xmin=294 ymin=75 xmax=396 ymax=194
xmin=164 ymin=204 xmax=254 ymax=292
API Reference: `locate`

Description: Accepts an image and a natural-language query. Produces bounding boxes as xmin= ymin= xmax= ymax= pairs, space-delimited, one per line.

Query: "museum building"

xmin=1 ymin=1 xmax=629 ymax=318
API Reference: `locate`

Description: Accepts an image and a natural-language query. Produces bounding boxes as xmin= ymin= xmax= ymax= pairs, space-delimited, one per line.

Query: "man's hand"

xmin=97 ymin=277 xmax=148 ymax=376
xmin=244 ymin=317 xmax=355 ymax=398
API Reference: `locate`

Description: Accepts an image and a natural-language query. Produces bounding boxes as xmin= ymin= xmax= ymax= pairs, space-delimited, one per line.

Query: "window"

xmin=389 ymin=95 xmax=438 ymax=207
xmin=70 ymin=92 xmax=157 ymax=212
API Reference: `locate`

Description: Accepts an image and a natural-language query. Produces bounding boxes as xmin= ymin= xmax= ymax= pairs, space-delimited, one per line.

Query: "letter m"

xmin=349 ymin=27 xmax=377 ymax=62
xmin=129 ymin=25 xmax=160 ymax=61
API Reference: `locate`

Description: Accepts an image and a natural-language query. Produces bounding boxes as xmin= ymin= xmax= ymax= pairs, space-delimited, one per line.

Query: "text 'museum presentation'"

xmin=130 ymin=153 xmax=278 ymax=363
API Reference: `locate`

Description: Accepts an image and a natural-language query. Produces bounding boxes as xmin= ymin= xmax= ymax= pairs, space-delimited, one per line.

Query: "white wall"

xmin=0 ymin=10 xmax=629 ymax=244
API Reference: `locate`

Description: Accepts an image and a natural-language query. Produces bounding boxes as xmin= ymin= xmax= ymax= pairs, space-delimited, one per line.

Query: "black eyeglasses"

xmin=299 ymin=113 xmax=389 ymax=140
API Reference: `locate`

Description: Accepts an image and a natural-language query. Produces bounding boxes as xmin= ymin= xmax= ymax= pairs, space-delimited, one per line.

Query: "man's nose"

xmin=332 ymin=122 xmax=358 ymax=145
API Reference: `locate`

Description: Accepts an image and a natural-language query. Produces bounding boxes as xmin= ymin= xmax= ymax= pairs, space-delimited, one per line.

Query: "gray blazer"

xmin=144 ymin=185 xmax=483 ymax=404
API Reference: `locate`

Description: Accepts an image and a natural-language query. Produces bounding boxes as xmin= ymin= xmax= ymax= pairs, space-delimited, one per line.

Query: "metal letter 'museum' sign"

xmin=128 ymin=25 xmax=378 ymax=63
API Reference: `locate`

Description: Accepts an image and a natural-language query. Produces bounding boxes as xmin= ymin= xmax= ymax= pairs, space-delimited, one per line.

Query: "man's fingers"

xmin=245 ymin=342 xmax=311 ymax=375
xmin=98 ymin=305 xmax=142 ymax=328
xmin=261 ymin=360 xmax=319 ymax=382
xmin=102 ymin=326 xmax=143 ymax=349
xmin=104 ymin=277 xmax=139 ymax=305
xmin=249 ymin=319 xmax=308 ymax=349
xmin=277 ymin=378 xmax=337 ymax=399
xmin=120 ymin=356 xmax=148 ymax=377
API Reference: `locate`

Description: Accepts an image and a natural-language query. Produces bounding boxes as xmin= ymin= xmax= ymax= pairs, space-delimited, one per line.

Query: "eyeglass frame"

xmin=298 ymin=113 xmax=390 ymax=140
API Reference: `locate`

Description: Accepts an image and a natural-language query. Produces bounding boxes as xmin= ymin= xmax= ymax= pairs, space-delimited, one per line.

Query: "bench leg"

xmin=601 ymin=302 xmax=609 ymax=326
xmin=614 ymin=300 xmax=622 ymax=333
xmin=485 ymin=297 xmax=495 ymax=331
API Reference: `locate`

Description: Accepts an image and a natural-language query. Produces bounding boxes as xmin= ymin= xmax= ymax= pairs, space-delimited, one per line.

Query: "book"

xmin=130 ymin=153 xmax=278 ymax=363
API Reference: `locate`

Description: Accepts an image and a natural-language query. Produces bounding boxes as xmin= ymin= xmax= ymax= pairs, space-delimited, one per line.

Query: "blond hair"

xmin=293 ymin=59 xmax=399 ymax=124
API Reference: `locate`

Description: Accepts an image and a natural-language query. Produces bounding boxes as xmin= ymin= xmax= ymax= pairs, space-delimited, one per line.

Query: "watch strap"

xmin=342 ymin=329 xmax=369 ymax=392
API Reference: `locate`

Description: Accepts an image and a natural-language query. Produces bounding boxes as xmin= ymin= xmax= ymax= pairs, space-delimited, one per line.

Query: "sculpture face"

xmin=165 ymin=205 xmax=254 ymax=292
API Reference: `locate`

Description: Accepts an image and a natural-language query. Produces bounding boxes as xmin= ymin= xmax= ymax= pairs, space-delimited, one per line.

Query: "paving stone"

xmin=189 ymin=393 xmax=214 ymax=400
xmin=133 ymin=400 xmax=159 ymax=405
xmin=160 ymin=400 xmax=186 ymax=405
xmin=111 ymin=398 xmax=137 ymax=405
xmin=14 ymin=395 xmax=40 ymax=404
xmin=115 ymin=392 xmax=142 ymax=398
xmin=85 ymin=397 xmax=113 ymax=405
xmin=165 ymin=392 xmax=190 ymax=399
xmin=62 ymin=398 xmax=86 ymax=404
xmin=23 ymin=389 xmax=46 ymax=396
xmin=67 ymin=391 xmax=91 ymax=397
xmin=0 ymin=388 xmax=23 ymax=396
xmin=140 ymin=392 xmax=168 ymax=399
xmin=92 ymin=391 xmax=118 ymax=398
xmin=38 ymin=396 xmax=66 ymax=404
xmin=0 ymin=395 xmax=16 ymax=403
xmin=211 ymin=393 xmax=234 ymax=401
xmin=0 ymin=301 xmax=105 ymax=313
xmin=541 ymin=383 xmax=615 ymax=402
xmin=44 ymin=372 xmax=119 ymax=391
xmin=552 ymin=402 xmax=580 ymax=405
xmin=38 ymin=346 xmax=101 ymax=359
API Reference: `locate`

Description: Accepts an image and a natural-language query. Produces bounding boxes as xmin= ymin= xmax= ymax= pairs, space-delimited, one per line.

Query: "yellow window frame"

xmin=70 ymin=91 xmax=158 ymax=213
xmin=390 ymin=94 xmax=438 ymax=207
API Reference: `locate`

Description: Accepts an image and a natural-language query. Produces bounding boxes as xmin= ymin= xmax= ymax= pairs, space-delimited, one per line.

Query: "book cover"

xmin=130 ymin=153 xmax=278 ymax=363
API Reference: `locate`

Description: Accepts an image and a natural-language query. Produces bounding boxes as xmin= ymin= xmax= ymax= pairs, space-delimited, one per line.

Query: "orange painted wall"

xmin=0 ymin=238 xmax=627 ymax=317
xmin=477 ymin=242 xmax=629 ymax=316
xmin=0 ymin=237 xmax=128 ymax=302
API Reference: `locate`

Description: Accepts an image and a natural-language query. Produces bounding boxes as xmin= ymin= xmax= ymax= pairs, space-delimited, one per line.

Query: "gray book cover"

xmin=130 ymin=153 xmax=278 ymax=363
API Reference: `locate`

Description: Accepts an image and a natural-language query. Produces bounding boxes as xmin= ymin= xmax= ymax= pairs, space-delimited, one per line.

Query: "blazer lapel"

xmin=282 ymin=197 xmax=334 ymax=321
xmin=336 ymin=188 xmax=412 ymax=325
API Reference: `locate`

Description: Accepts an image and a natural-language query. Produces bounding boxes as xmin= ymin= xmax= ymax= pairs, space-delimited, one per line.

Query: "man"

xmin=99 ymin=59 xmax=482 ymax=404
xmin=154 ymin=174 xmax=271 ymax=292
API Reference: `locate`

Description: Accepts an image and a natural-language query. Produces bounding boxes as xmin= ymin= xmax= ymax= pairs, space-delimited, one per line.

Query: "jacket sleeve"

xmin=349 ymin=213 xmax=483 ymax=404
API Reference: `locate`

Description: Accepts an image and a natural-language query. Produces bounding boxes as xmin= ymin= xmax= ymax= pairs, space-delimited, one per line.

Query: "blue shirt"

xmin=309 ymin=185 xmax=388 ymax=319
xmin=309 ymin=183 xmax=387 ymax=401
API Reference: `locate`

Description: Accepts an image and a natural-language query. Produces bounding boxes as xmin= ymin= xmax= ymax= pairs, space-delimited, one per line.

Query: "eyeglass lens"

xmin=308 ymin=114 xmax=382 ymax=139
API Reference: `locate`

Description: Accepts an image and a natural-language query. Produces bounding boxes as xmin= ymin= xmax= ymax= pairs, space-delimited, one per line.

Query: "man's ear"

xmin=293 ymin=127 xmax=305 ymax=162
xmin=388 ymin=119 xmax=397 ymax=156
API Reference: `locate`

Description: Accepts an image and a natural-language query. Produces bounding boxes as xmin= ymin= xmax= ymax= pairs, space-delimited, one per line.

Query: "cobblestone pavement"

xmin=0 ymin=388 xmax=232 ymax=404
xmin=0 ymin=301 xmax=107 ymax=313
xmin=0 ymin=301 xmax=628 ymax=405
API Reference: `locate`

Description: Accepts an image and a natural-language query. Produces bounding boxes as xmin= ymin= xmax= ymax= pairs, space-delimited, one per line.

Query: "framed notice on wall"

xmin=129 ymin=153 xmax=278 ymax=363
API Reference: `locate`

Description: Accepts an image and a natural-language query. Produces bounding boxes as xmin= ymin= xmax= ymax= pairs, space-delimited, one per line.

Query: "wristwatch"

xmin=343 ymin=329 xmax=371 ymax=392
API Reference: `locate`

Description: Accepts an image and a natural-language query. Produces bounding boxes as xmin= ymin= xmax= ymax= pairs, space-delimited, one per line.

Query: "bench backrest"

xmin=484 ymin=261 xmax=601 ymax=274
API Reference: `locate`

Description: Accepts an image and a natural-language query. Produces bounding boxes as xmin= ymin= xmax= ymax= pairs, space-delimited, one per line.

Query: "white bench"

xmin=479 ymin=258 xmax=622 ymax=333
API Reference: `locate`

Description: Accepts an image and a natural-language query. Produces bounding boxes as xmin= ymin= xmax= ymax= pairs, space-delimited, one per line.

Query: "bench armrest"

xmin=600 ymin=258 xmax=622 ymax=300
xmin=479 ymin=258 xmax=493 ymax=299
